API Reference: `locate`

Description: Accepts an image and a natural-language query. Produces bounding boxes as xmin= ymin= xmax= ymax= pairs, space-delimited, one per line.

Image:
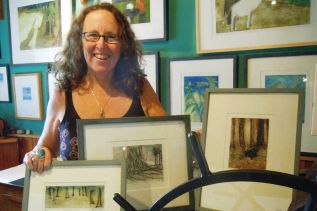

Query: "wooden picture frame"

xmin=0 ymin=65 xmax=11 ymax=102
xmin=22 ymin=160 xmax=126 ymax=211
xmin=72 ymin=0 xmax=166 ymax=42
xmin=245 ymin=52 xmax=317 ymax=154
xmin=8 ymin=0 xmax=72 ymax=64
xmin=197 ymin=88 xmax=303 ymax=210
xmin=77 ymin=115 xmax=194 ymax=210
xmin=196 ymin=0 xmax=317 ymax=53
xmin=142 ymin=52 xmax=159 ymax=95
xmin=13 ymin=73 xmax=44 ymax=120
xmin=167 ymin=55 xmax=237 ymax=130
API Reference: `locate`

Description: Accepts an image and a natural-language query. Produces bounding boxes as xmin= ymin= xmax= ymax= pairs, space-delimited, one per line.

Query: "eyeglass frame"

xmin=82 ymin=32 xmax=120 ymax=44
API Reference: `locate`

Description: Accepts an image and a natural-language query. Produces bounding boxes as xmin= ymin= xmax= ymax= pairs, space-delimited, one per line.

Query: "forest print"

xmin=229 ymin=118 xmax=269 ymax=170
xmin=45 ymin=185 xmax=104 ymax=208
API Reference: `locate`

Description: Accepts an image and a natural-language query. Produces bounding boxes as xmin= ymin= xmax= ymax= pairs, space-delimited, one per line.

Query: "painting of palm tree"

xmin=184 ymin=76 xmax=218 ymax=122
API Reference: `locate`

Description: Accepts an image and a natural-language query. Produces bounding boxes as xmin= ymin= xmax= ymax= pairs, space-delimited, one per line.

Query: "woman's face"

xmin=82 ymin=10 xmax=121 ymax=76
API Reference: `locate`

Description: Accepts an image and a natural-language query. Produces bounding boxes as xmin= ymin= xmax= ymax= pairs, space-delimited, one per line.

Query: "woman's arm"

xmin=140 ymin=78 xmax=167 ymax=116
xmin=24 ymin=87 xmax=66 ymax=173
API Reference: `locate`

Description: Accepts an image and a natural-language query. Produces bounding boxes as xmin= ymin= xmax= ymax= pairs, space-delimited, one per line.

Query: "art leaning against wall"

xmin=196 ymin=0 xmax=317 ymax=53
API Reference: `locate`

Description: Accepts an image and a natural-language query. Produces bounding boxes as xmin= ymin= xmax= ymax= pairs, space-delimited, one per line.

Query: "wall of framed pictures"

xmin=0 ymin=0 xmax=317 ymax=153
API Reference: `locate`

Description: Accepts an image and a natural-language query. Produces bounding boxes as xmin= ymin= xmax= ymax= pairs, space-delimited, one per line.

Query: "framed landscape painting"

xmin=245 ymin=52 xmax=317 ymax=154
xmin=23 ymin=160 xmax=126 ymax=211
xmin=168 ymin=55 xmax=237 ymax=130
xmin=197 ymin=88 xmax=303 ymax=211
xmin=77 ymin=115 xmax=194 ymax=210
xmin=72 ymin=0 xmax=166 ymax=41
xmin=8 ymin=0 xmax=72 ymax=64
xmin=196 ymin=0 xmax=317 ymax=53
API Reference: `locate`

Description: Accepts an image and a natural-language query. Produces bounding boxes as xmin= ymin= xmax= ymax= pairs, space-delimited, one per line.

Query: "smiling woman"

xmin=23 ymin=2 xmax=166 ymax=173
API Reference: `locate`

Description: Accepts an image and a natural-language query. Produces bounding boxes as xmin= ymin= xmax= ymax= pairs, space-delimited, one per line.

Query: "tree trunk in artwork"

xmin=244 ymin=118 xmax=251 ymax=149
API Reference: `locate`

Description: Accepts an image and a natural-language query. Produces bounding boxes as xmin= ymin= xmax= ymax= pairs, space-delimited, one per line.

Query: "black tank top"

xmin=59 ymin=90 xmax=145 ymax=160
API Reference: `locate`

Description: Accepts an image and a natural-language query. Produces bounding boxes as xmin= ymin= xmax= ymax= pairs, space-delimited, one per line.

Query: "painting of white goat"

xmin=216 ymin=0 xmax=310 ymax=33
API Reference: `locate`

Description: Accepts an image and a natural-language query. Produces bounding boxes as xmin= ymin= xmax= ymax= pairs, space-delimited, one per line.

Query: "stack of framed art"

xmin=77 ymin=115 xmax=194 ymax=210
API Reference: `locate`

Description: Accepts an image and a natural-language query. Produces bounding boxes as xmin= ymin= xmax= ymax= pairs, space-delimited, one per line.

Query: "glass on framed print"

xmin=8 ymin=0 xmax=72 ymax=64
xmin=72 ymin=0 xmax=166 ymax=41
xmin=142 ymin=52 xmax=159 ymax=95
xmin=167 ymin=55 xmax=237 ymax=130
xmin=13 ymin=73 xmax=44 ymax=120
xmin=77 ymin=115 xmax=194 ymax=210
xmin=0 ymin=65 xmax=11 ymax=102
xmin=22 ymin=160 xmax=126 ymax=211
xmin=245 ymin=52 xmax=317 ymax=154
xmin=197 ymin=88 xmax=303 ymax=211
xmin=196 ymin=0 xmax=317 ymax=53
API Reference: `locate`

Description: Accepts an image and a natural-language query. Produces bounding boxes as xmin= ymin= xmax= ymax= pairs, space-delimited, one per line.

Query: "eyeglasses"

xmin=82 ymin=32 xmax=120 ymax=44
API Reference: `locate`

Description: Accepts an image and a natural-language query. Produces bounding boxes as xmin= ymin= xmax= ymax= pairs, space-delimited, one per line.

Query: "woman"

xmin=24 ymin=3 xmax=166 ymax=173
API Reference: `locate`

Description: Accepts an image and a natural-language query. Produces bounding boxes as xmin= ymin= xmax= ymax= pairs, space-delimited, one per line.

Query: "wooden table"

xmin=0 ymin=164 xmax=25 ymax=211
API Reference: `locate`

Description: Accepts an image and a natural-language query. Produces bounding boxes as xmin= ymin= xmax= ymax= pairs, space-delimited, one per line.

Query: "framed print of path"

xmin=196 ymin=0 xmax=317 ymax=53
xmin=168 ymin=56 xmax=236 ymax=131
xmin=246 ymin=52 xmax=317 ymax=153
xmin=0 ymin=65 xmax=11 ymax=102
xmin=73 ymin=0 xmax=166 ymax=41
xmin=8 ymin=0 xmax=72 ymax=64
xmin=13 ymin=73 xmax=44 ymax=120
xmin=77 ymin=115 xmax=193 ymax=210
xmin=197 ymin=88 xmax=303 ymax=211
xmin=22 ymin=160 xmax=126 ymax=211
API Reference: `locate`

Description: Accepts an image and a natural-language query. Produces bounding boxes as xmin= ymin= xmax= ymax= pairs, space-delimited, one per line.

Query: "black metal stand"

xmin=113 ymin=132 xmax=317 ymax=211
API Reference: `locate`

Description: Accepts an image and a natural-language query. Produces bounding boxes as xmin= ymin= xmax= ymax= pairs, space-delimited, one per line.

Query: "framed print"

xmin=246 ymin=52 xmax=317 ymax=153
xmin=46 ymin=69 xmax=57 ymax=100
xmin=72 ymin=0 xmax=166 ymax=41
xmin=196 ymin=0 xmax=317 ymax=53
xmin=142 ymin=52 xmax=159 ymax=95
xmin=22 ymin=160 xmax=126 ymax=211
xmin=168 ymin=55 xmax=237 ymax=130
xmin=13 ymin=73 xmax=44 ymax=120
xmin=8 ymin=0 xmax=72 ymax=64
xmin=77 ymin=115 xmax=194 ymax=210
xmin=0 ymin=65 xmax=11 ymax=102
xmin=197 ymin=88 xmax=303 ymax=211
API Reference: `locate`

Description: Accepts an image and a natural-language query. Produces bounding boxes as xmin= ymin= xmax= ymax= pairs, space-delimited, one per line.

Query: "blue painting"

xmin=265 ymin=74 xmax=306 ymax=122
xmin=22 ymin=87 xmax=32 ymax=100
xmin=184 ymin=76 xmax=218 ymax=122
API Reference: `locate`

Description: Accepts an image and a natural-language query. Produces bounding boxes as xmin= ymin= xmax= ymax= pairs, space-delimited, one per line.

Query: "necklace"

xmin=89 ymin=87 xmax=111 ymax=118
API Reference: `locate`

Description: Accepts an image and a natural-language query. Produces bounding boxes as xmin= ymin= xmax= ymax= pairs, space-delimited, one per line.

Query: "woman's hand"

xmin=23 ymin=146 xmax=53 ymax=173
